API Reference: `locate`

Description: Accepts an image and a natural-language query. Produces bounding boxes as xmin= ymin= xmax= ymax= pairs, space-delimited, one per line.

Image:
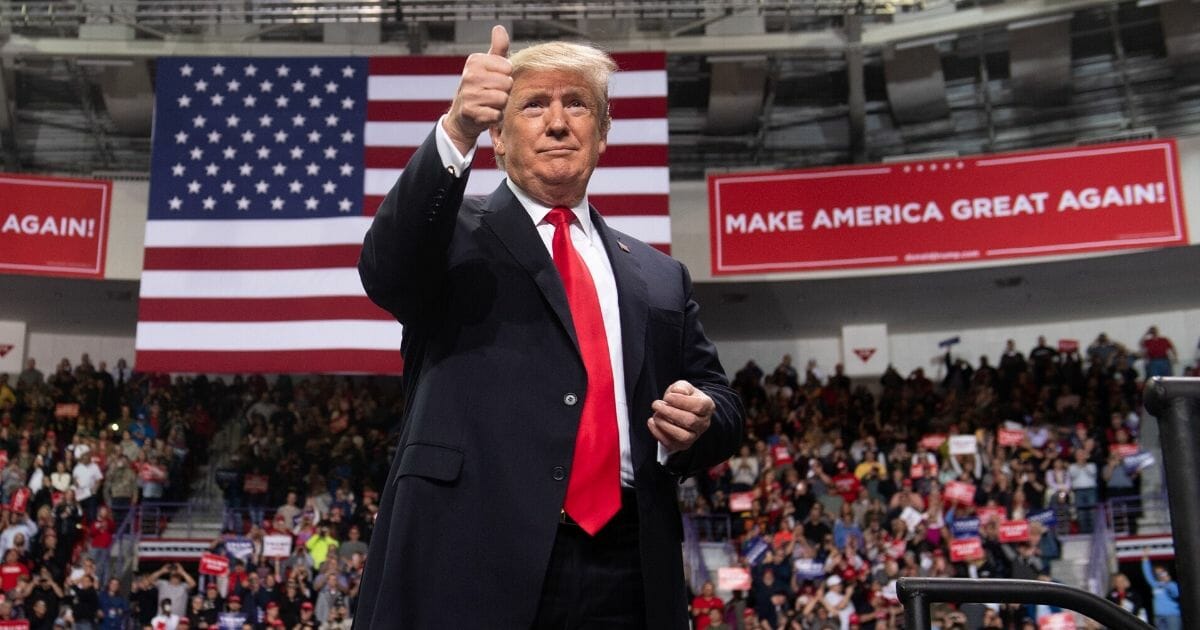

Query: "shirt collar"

xmin=505 ymin=179 xmax=592 ymax=239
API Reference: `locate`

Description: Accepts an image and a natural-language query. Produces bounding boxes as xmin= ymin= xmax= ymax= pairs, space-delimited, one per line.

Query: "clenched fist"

xmin=443 ymin=25 xmax=513 ymax=155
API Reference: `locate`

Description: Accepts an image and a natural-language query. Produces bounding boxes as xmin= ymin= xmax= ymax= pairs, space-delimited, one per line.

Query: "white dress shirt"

xmin=434 ymin=117 xmax=666 ymax=484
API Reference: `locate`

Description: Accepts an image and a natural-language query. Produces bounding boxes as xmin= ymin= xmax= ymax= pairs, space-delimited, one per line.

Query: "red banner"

xmin=717 ymin=567 xmax=752 ymax=591
xmin=1112 ymin=443 xmax=1140 ymax=458
xmin=199 ymin=553 xmax=229 ymax=576
xmin=729 ymin=492 xmax=754 ymax=512
xmin=708 ymin=140 xmax=1187 ymax=275
xmin=976 ymin=505 xmax=1008 ymax=524
xmin=943 ymin=481 xmax=977 ymax=506
xmin=949 ymin=537 xmax=984 ymax=562
xmin=998 ymin=519 xmax=1031 ymax=543
xmin=0 ymin=620 xmax=30 ymax=630
xmin=998 ymin=428 xmax=1026 ymax=447
xmin=54 ymin=403 xmax=80 ymax=419
xmin=0 ymin=174 xmax=111 ymax=279
xmin=1058 ymin=339 xmax=1080 ymax=353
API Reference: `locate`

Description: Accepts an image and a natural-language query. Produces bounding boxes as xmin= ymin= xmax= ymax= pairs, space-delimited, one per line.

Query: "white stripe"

xmin=604 ymin=215 xmax=671 ymax=244
xmin=366 ymin=70 xmax=666 ymax=101
xmin=135 ymin=320 xmax=403 ymax=351
xmin=144 ymin=217 xmax=371 ymax=248
xmin=364 ymin=166 xmax=670 ymax=197
xmin=364 ymin=118 xmax=667 ymax=147
xmin=139 ymin=268 xmax=366 ymax=298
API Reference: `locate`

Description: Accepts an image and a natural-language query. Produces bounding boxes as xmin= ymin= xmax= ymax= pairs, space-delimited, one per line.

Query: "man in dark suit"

xmin=354 ymin=25 xmax=743 ymax=629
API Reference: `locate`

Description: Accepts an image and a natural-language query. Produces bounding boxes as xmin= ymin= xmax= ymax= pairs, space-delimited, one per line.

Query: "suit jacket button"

xmin=563 ymin=393 xmax=578 ymax=406
xmin=552 ymin=466 xmax=566 ymax=481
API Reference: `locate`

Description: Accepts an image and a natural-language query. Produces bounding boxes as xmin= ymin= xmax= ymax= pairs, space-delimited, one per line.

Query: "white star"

xmin=226 ymin=114 xmax=240 ymax=128
xmin=241 ymin=130 xmax=256 ymax=143
xmin=236 ymin=196 xmax=250 ymax=211
xmin=290 ymin=146 xmax=304 ymax=159
xmin=275 ymin=95 xmax=289 ymax=108
xmin=270 ymin=196 xmax=284 ymax=210
xmin=258 ymin=114 xmax=273 ymax=128
xmin=308 ymin=95 xmax=322 ymax=108
xmin=323 ymin=146 xmax=337 ymax=159
xmin=304 ymin=196 xmax=319 ymax=210
xmin=340 ymin=97 xmax=355 ymax=110
xmin=180 ymin=64 xmax=194 ymax=77
xmin=174 ymin=131 xmax=188 ymax=144
xmin=189 ymin=147 xmax=203 ymax=160
xmin=292 ymin=114 xmax=307 ymax=127
xmin=305 ymin=162 xmax=320 ymax=175
xmin=288 ymin=180 xmax=303 ymax=193
xmin=256 ymin=146 xmax=270 ymax=159
xmin=324 ymin=81 xmax=339 ymax=94
xmin=338 ymin=198 xmax=352 ymax=212
xmin=322 ymin=180 xmax=336 ymax=194
xmin=243 ymin=95 xmax=257 ymax=107
xmin=339 ymin=163 xmax=354 ymax=176
xmin=239 ymin=163 xmax=253 ymax=176
xmin=341 ymin=65 xmax=355 ymax=78
xmin=168 ymin=196 xmax=183 ymax=210
xmin=272 ymin=163 xmax=286 ymax=176
xmin=309 ymin=65 xmax=323 ymax=78
xmin=340 ymin=130 xmax=355 ymax=143
xmin=276 ymin=65 xmax=290 ymax=78
xmin=177 ymin=95 xmax=191 ymax=108
xmin=324 ymin=114 xmax=339 ymax=127
xmin=273 ymin=130 xmax=288 ymax=143
xmin=222 ymin=146 xmax=236 ymax=160
xmin=307 ymin=130 xmax=322 ymax=143
xmin=226 ymin=79 xmax=241 ymax=92
xmin=291 ymin=80 xmax=306 ymax=93
xmin=221 ymin=180 xmax=235 ymax=194
xmin=187 ymin=180 xmax=201 ymax=194
xmin=205 ymin=163 xmax=219 ymax=176
xmin=244 ymin=64 xmax=258 ymax=77
xmin=212 ymin=63 xmax=225 ymax=76
xmin=210 ymin=94 xmax=225 ymax=106
xmin=255 ymin=180 xmax=269 ymax=194
xmin=259 ymin=80 xmax=274 ymax=93
xmin=192 ymin=115 xmax=207 ymax=128
xmin=194 ymin=79 xmax=208 ymax=92
xmin=171 ymin=163 xmax=185 ymax=176
xmin=201 ymin=196 xmax=216 ymax=210
xmin=207 ymin=130 xmax=222 ymax=143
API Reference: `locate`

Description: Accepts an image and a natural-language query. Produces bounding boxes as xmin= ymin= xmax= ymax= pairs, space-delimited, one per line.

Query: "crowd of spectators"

xmin=681 ymin=329 xmax=1189 ymax=630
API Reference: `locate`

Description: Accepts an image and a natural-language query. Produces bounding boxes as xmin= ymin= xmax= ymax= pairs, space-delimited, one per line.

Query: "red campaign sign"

xmin=949 ymin=537 xmax=984 ymax=562
xmin=1112 ymin=443 xmax=1140 ymax=458
xmin=717 ymin=567 xmax=752 ymax=591
xmin=0 ymin=621 xmax=30 ymax=630
xmin=1038 ymin=612 xmax=1076 ymax=630
xmin=0 ymin=174 xmax=111 ymax=279
xmin=729 ymin=492 xmax=755 ymax=512
xmin=998 ymin=519 xmax=1031 ymax=543
xmin=9 ymin=487 xmax=30 ymax=515
xmin=54 ymin=403 xmax=80 ymax=419
xmin=998 ymin=428 xmax=1027 ymax=447
xmin=919 ymin=434 xmax=948 ymax=451
xmin=199 ymin=553 xmax=230 ymax=576
xmin=976 ymin=505 xmax=1008 ymax=524
xmin=772 ymin=445 xmax=794 ymax=466
xmin=943 ymin=481 xmax=976 ymax=506
xmin=708 ymin=140 xmax=1187 ymax=275
xmin=1058 ymin=339 xmax=1080 ymax=353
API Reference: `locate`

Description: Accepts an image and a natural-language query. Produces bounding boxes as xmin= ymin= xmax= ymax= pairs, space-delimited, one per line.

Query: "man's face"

xmin=491 ymin=69 xmax=607 ymax=205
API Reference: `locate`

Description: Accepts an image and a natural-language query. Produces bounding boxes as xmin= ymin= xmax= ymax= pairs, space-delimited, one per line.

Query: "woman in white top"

xmin=49 ymin=460 xmax=71 ymax=493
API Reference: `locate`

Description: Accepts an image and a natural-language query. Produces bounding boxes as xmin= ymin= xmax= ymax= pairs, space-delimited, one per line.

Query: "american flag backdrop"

xmin=135 ymin=53 xmax=669 ymax=374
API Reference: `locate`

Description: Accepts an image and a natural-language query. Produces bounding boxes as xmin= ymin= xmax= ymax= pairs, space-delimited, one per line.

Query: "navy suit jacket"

xmin=353 ymin=130 xmax=743 ymax=629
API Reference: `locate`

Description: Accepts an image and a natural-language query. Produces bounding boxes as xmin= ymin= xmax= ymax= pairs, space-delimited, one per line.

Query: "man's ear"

xmin=489 ymin=125 xmax=504 ymax=157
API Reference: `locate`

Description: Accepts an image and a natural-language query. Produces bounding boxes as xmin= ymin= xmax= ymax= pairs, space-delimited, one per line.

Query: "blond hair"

xmin=494 ymin=41 xmax=617 ymax=170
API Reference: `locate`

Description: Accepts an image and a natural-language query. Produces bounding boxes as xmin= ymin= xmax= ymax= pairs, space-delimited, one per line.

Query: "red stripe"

xmin=143 ymin=245 xmax=362 ymax=271
xmin=588 ymin=195 xmax=668 ymax=216
xmin=651 ymin=243 xmax=671 ymax=255
xmin=138 ymin=297 xmax=392 ymax=322
xmin=135 ymin=349 xmax=403 ymax=374
xmin=369 ymin=56 xmax=470 ymax=76
xmin=368 ymin=54 xmax=663 ymax=76
xmin=366 ymin=97 xmax=665 ymax=122
xmin=611 ymin=52 xmax=667 ymax=72
xmin=364 ymin=195 xmax=385 ymax=217
xmin=364 ymin=145 xmax=667 ymax=169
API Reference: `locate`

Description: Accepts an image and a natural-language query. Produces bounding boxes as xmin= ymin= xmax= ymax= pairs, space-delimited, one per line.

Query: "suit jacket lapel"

xmin=591 ymin=209 xmax=654 ymax=470
xmin=480 ymin=183 xmax=580 ymax=356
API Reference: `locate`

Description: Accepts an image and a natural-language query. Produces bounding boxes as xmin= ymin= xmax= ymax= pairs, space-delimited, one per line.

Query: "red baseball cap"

xmin=227 ymin=595 xmax=241 ymax=603
xmin=301 ymin=602 xmax=314 ymax=610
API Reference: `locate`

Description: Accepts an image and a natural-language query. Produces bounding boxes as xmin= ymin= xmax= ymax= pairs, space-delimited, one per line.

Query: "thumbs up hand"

xmin=443 ymin=25 xmax=513 ymax=155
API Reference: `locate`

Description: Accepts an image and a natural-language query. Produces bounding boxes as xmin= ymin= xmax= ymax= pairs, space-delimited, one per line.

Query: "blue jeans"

xmin=1074 ymin=487 xmax=1097 ymax=533
xmin=1154 ymin=615 xmax=1182 ymax=630
xmin=1148 ymin=358 xmax=1172 ymax=378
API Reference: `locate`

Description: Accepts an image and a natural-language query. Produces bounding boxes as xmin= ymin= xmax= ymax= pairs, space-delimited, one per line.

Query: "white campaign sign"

xmin=949 ymin=434 xmax=977 ymax=456
xmin=262 ymin=534 xmax=293 ymax=558
xmin=841 ymin=323 xmax=889 ymax=377
xmin=0 ymin=321 xmax=26 ymax=375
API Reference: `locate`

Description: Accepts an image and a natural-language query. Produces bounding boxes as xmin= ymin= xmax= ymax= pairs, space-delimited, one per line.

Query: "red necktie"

xmin=546 ymin=206 xmax=621 ymax=535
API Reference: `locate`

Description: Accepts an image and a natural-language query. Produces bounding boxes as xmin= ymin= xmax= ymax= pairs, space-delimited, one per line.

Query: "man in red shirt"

xmin=0 ymin=549 xmax=29 ymax=592
xmin=1141 ymin=326 xmax=1177 ymax=378
xmin=832 ymin=461 xmax=862 ymax=505
xmin=690 ymin=581 xmax=724 ymax=630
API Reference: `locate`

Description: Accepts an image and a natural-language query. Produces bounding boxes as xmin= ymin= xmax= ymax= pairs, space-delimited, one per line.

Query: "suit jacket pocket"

xmin=396 ymin=442 xmax=464 ymax=483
